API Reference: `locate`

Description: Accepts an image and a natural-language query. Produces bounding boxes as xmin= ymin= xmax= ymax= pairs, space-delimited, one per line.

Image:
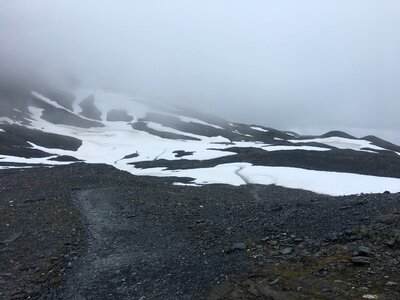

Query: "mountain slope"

xmin=1 ymin=87 xmax=400 ymax=196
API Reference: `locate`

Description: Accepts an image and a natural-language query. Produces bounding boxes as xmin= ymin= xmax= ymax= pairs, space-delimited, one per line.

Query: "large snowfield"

xmin=1 ymin=90 xmax=400 ymax=196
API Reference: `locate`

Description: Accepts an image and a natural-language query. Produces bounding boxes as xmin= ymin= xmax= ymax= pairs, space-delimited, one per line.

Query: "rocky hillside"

xmin=1 ymin=85 xmax=400 ymax=196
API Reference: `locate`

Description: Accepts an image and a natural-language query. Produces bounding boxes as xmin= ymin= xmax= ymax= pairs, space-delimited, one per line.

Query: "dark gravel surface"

xmin=133 ymin=147 xmax=400 ymax=179
xmin=1 ymin=164 xmax=400 ymax=299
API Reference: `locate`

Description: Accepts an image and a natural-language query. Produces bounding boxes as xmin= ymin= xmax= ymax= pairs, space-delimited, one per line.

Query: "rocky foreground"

xmin=1 ymin=164 xmax=400 ymax=299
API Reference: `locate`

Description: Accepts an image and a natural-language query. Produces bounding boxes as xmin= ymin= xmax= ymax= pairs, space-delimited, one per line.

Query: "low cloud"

xmin=0 ymin=0 xmax=399 ymax=143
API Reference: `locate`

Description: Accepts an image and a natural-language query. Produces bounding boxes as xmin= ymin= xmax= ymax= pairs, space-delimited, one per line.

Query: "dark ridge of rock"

xmin=48 ymin=156 xmax=82 ymax=162
xmin=131 ymin=121 xmax=201 ymax=141
xmin=122 ymin=153 xmax=139 ymax=160
xmin=40 ymin=106 xmax=104 ymax=128
xmin=233 ymin=123 xmax=296 ymax=142
xmin=141 ymin=112 xmax=258 ymax=142
xmin=0 ymin=87 xmax=35 ymax=125
xmin=132 ymin=147 xmax=400 ymax=179
xmin=30 ymin=95 xmax=104 ymax=128
xmin=106 ymin=109 xmax=133 ymax=122
xmin=0 ymin=127 xmax=52 ymax=158
xmin=320 ymin=130 xmax=357 ymax=139
xmin=40 ymin=89 xmax=76 ymax=111
xmin=79 ymin=95 xmax=102 ymax=121
xmin=0 ymin=147 xmax=51 ymax=158
xmin=0 ymin=124 xmax=82 ymax=151
xmin=172 ymin=107 xmax=229 ymax=129
xmin=173 ymin=150 xmax=195 ymax=158
xmin=141 ymin=112 xmax=224 ymax=136
xmin=362 ymin=135 xmax=400 ymax=153
xmin=0 ymin=161 xmax=48 ymax=167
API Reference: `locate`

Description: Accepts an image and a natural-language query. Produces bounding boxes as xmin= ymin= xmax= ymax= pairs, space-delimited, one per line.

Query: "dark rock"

xmin=294 ymin=237 xmax=304 ymax=243
xmin=48 ymin=155 xmax=82 ymax=162
xmin=351 ymin=256 xmax=371 ymax=265
xmin=106 ymin=109 xmax=133 ymax=122
xmin=385 ymin=238 xmax=396 ymax=247
xmin=383 ymin=191 xmax=391 ymax=194
xmin=271 ymin=206 xmax=283 ymax=212
xmin=376 ymin=214 xmax=399 ymax=224
xmin=210 ymin=281 xmax=233 ymax=297
xmin=173 ymin=150 xmax=195 ymax=158
xmin=230 ymin=242 xmax=246 ymax=252
xmin=353 ymin=200 xmax=368 ymax=206
xmin=268 ymin=278 xmax=280 ymax=285
xmin=121 ymin=153 xmax=139 ymax=160
xmin=339 ymin=205 xmax=352 ymax=211
xmin=280 ymin=247 xmax=293 ymax=255
xmin=79 ymin=95 xmax=102 ymax=121
xmin=2 ymin=232 xmax=22 ymax=245
xmin=357 ymin=245 xmax=372 ymax=256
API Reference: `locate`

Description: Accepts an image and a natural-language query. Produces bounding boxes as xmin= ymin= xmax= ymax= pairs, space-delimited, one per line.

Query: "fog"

xmin=0 ymin=0 xmax=399 ymax=143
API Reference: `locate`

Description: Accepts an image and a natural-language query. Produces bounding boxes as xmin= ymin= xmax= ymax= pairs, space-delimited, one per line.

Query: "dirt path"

xmin=63 ymin=188 xmax=248 ymax=299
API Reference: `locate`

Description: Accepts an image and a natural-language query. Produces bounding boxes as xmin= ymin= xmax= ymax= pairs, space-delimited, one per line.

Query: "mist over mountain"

xmin=0 ymin=0 xmax=399 ymax=144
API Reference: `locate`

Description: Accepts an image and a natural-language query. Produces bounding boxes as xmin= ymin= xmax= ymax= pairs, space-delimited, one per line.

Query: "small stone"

xmin=268 ymin=278 xmax=280 ymax=285
xmin=351 ymin=256 xmax=371 ymax=265
xmin=344 ymin=229 xmax=353 ymax=235
xmin=358 ymin=246 xmax=372 ymax=256
xmin=230 ymin=242 xmax=246 ymax=251
xmin=210 ymin=281 xmax=233 ymax=297
xmin=280 ymin=247 xmax=293 ymax=255
xmin=339 ymin=205 xmax=352 ymax=210
xmin=376 ymin=214 xmax=399 ymax=224
xmin=294 ymin=238 xmax=304 ymax=243
xmin=385 ymin=281 xmax=397 ymax=286
xmin=383 ymin=190 xmax=390 ymax=194
xmin=385 ymin=238 xmax=396 ymax=247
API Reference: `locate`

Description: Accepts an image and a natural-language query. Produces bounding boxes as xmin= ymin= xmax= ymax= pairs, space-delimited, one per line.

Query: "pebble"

xmin=230 ymin=243 xmax=246 ymax=251
xmin=280 ymin=247 xmax=293 ymax=255
xmin=351 ymin=256 xmax=371 ymax=265
xmin=357 ymin=246 xmax=372 ymax=256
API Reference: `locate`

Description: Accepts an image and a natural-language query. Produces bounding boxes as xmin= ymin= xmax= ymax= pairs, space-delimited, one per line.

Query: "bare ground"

xmin=1 ymin=164 xmax=400 ymax=299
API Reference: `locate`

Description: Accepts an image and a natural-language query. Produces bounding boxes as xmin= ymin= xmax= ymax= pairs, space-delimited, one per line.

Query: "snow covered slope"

xmin=1 ymin=87 xmax=400 ymax=196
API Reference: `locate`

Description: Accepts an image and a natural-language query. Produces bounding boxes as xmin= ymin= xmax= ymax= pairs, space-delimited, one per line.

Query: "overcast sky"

xmin=0 ymin=0 xmax=399 ymax=143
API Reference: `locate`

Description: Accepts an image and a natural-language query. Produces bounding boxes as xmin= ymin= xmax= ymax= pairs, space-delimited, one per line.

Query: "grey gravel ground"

xmin=1 ymin=163 xmax=400 ymax=299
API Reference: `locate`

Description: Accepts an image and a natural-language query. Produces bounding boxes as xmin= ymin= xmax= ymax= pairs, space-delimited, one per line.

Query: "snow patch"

xmin=135 ymin=163 xmax=400 ymax=196
xmin=289 ymin=137 xmax=385 ymax=152
xmin=251 ymin=126 xmax=269 ymax=132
